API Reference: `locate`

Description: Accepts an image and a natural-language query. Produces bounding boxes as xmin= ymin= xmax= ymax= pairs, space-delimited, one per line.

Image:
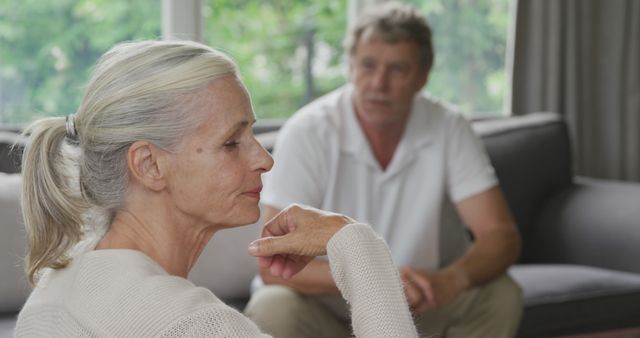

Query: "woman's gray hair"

xmin=21 ymin=40 xmax=238 ymax=285
xmin=344 ymin=2 xmax=434 ymax=71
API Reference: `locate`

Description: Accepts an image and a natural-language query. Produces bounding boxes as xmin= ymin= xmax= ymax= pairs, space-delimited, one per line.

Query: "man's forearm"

xmin=450 ymin=187 xmax=522 ymax=289
xmin=447 ymin=225 xmax=521 ymax=289
xmin=260 ymin=258 xmax=340 ymax=295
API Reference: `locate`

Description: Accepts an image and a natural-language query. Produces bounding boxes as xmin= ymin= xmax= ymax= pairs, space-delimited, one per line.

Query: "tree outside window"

xmin=0 ymin=0 xmax=160 ymax=127
xmin=406 ymin=0 xmax=511 ymax=116
xmin=204 ymin=0 xmax=347 ymax=120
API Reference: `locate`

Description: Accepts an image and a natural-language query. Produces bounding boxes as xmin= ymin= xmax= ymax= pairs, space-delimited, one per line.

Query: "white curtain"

xmin=510 ymin=0 xmax=640 ymax=181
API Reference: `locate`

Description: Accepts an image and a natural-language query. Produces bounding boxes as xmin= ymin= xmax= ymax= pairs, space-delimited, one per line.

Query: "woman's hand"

xmin=248 ymin=204 xmax=355 ymax=280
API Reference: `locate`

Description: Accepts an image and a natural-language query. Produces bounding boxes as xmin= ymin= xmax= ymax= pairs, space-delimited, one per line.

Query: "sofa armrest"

xmin=0 ymin=131 xmax=25 ymax=174
xmin=0 ymin=173 xmax=30 ymax=313
xmin=527 ymin=177 xmax=640 ymax=274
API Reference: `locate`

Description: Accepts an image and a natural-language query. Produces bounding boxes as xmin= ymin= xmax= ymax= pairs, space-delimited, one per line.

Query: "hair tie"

xmin=65 ymin=114 xmax=78 ymax=140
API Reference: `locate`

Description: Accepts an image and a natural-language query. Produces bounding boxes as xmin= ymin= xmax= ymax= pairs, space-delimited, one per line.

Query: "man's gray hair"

xmin=344 ymin=2 xmax=434 ymax=70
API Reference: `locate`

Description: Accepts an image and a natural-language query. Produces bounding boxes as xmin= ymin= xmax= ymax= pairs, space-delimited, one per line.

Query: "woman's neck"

xmin=96 ymin=204 xmax=216 ymax=278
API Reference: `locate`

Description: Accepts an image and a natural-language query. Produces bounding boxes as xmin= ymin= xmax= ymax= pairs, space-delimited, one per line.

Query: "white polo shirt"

xmin=262 ymin=85 xmax=497 ymax=270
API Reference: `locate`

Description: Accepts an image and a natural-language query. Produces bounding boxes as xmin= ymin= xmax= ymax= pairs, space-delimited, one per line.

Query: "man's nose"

xmin=371 ymin=68 xmax=389 ymax=90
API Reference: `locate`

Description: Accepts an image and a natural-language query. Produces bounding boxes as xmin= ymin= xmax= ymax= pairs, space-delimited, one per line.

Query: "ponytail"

xmin=21 ymin=117 xmax=89 ymax=285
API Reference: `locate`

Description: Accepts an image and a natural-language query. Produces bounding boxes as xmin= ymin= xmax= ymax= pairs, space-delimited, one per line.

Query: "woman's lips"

xmin=243 ymin=186 xmax=262 ymax=200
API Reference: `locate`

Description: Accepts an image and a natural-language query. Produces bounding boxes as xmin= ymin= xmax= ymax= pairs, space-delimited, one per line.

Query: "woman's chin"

xmin=208 ymin=204 xmax=261 ymax=229
xmin=230 ymin=207 xmax=261 ymax=228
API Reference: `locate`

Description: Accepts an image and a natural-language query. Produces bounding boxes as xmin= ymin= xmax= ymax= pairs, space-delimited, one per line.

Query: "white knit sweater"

xmin=16 ymin=223 xmax=417 ymax=337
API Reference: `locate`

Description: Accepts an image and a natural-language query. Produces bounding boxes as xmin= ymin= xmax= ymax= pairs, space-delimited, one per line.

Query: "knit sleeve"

xmin=327 ymin=223 xmax=418 ymax=338
xmin=158 ymin=304 xmax=272 ymax=338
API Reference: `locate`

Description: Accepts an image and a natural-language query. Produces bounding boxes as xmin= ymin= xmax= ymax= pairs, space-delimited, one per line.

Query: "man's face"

xmin=349 ymin=28 xmax=429 ymax=129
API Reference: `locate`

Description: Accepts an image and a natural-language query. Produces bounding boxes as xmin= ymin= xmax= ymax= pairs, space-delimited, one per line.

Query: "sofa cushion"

xmin=530 ymin=177 xmax=640 ymax=274
xmin=0 ymin=173 xmax=30 ymax=312
xmin=510 ymin=264 xmax=640 ymax=337
xmin=474 ymin=113 xmax=573 ymax=263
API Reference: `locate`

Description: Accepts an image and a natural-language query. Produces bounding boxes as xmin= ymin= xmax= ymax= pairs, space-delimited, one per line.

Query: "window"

xmin=403 ymin=0 xmax=511 ymax=116
xmin=0 ymin=0 xmax=160 ymax=127
xmin=0 ymin=0 xmax=511 ymax=126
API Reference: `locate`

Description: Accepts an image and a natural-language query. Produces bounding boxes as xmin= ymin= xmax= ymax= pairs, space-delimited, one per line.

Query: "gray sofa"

xmin=475 ymin=113 xmax=640 ymax=337
xmin=1 ymin=112 xmax=640 ymax=337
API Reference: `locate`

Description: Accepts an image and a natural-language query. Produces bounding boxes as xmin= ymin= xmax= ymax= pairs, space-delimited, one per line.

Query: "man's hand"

xmin=400 ymin=268 xmax=430 ymax=313
xmin=400 ymin=267 xmax=470 ymax=314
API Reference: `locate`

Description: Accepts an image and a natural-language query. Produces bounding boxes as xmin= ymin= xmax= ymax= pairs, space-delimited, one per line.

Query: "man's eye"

xmin=224 ymin=141 xmax=240 ymax=148
xmin=390 ymin=65 xmax=408 ymax=74
xmin=360 ymin=60 xmax=375 ymax=70
xmin=363 ymin=63 xmax=375 ymax=70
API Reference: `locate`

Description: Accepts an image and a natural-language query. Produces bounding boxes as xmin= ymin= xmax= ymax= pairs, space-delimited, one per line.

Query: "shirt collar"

xmin=340 ymin=85 xmax=434 ymax=157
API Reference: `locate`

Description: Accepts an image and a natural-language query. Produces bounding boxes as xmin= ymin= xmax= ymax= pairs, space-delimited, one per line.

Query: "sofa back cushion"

xmin=0 ymin=131 xmax=24 ymax=174
xmin=473 ymin=112 xmax=573 ymax=263
xmin=0 ymin=173 xmax=30 ymax=312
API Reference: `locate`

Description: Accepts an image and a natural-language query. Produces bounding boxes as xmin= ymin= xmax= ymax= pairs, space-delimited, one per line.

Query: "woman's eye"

xmin=224 ymin=140 xmax=240 ymax=148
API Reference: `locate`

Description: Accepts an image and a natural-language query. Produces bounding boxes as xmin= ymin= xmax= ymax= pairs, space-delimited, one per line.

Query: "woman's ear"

xmin=127 ymin=141 xmax=167 ymax=191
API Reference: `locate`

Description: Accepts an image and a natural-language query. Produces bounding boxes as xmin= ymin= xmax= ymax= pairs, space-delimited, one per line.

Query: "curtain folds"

xmin=511 ymin=0 xmax=640 ymax=181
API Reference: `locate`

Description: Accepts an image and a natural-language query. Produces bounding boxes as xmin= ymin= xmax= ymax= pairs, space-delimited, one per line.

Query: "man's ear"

xmin=127 ymin=141 xmax=167 ymax=192
xmin=417 ymin=66 xmax=430 ymax=91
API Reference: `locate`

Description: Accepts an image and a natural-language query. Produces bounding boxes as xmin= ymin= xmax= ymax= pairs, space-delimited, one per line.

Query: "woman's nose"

xmin=253 ymin=140 xmax=274 ymax=173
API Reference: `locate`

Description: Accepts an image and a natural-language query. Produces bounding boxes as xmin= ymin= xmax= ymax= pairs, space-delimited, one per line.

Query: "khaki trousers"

xmin=245 ymin=274 xmax=523 ymax=338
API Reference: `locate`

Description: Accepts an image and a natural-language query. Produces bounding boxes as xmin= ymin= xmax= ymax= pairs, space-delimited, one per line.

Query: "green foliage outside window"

xmin=408 ymin=0 xmax=511 ymax=115
xmin=0 ymin=0 xmax=509 ymax=126
xmin=204 ymin=0 xmax=347 ymax=119
xmin=0 ymin=0 xmax=160 ymax=126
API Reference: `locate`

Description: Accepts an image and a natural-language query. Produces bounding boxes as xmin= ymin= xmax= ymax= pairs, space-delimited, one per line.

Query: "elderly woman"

xmin=16 ymin=40 xmax=417 ymax=337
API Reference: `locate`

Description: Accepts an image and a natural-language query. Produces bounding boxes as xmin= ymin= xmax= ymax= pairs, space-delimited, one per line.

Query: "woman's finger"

xmin=257 ymin=255 xmax=274 ymax=269
xmin=248 ymin=234 xmax=295 ymax=257
xmin=261 ymin=209 xmax=293 ymax=237
xmin=281 ymin=255 xmax=311 ymax=279
xmin=269 ymin=255 xmax=286 ymax=277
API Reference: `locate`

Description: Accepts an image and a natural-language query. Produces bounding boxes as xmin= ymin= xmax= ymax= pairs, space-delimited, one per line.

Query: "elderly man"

xmin=246 ymin=3 xmax=523 ymax=337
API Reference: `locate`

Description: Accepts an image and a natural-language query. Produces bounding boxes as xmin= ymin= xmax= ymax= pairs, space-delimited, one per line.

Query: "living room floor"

xmin=558 ymin=328 xmax=640 ymax=338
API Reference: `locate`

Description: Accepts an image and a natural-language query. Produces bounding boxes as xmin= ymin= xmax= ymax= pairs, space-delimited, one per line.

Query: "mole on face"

xmin=196 ymin=147 xmax=203 ymax=154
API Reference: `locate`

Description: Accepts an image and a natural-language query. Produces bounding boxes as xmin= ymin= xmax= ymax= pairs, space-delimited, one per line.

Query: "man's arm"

xmin=258 ymin=205 xmax=340 ymax=295
xmin=452 ymin=186 xmax=521 ymax=286
xmin=404 ymin=186 xmax=521 ymax=310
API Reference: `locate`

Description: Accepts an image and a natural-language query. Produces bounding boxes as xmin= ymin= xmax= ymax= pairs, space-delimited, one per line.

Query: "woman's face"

xmin=165 ymin=76 xmax=273 ymax=229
